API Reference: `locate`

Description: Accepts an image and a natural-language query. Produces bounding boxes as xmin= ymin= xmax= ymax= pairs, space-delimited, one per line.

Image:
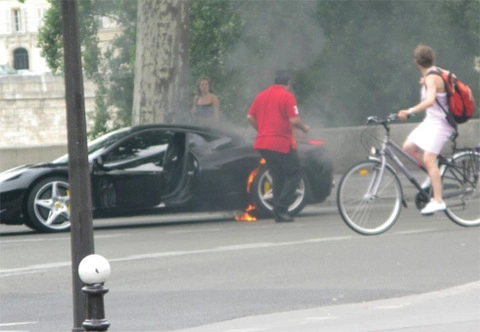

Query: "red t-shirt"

xmin=248 ymin=85 xmax=299 ymax=153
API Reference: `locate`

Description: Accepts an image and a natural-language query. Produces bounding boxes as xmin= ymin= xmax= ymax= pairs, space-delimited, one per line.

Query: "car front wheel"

xmin=251 ymin=166 xmax=307 ymax=218
xmin=26 ymin=177 xmax=71 ymax=232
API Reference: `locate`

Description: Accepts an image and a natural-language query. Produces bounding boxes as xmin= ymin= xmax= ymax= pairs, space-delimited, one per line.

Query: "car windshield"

xmin=53 ymin=128 xmax=132 ymax=163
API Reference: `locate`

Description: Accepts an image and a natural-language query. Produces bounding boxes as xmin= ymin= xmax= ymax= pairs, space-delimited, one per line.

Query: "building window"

xmin=37 ymin=7 xmax=48 ymax=28
xmin=12 ymin=9 xmax=23 ymax=32
xmin=38 ymin=8 xmax=44 ymax=27
xmin=14 ymin=48 xmax=29 ymax=70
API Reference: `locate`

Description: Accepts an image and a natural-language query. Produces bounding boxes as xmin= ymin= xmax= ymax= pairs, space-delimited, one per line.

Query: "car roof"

xmin=127 ymin=123 xmax=245 ymax=140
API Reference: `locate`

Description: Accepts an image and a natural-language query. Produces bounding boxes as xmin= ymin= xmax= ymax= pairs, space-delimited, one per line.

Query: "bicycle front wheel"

xmin=441 ymin=151 xmax=480 ymax=227
xmin=337 ymin=160 xmax=403 ymax=235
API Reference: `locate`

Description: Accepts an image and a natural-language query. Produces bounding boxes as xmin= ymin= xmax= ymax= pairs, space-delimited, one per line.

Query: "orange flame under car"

xmin=235 ymin=159 xmax=266 ymax=222
xmin=235 ymin=204 xmax=257 ymax=221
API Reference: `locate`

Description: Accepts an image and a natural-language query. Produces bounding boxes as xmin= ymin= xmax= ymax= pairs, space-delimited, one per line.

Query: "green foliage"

xmin=313 ymin=0 xmax=479 ymax=127
xmin=37 ymin=0 xmax=100 ymax=78
xmin=87 ymin=0 xmax=137 ymax=139
xmin=37 ymin=0 xmax=63 ymax=75
xmin=38 ymin=0 xmax=479 ymax=134
xmin=189 ymin=0 xmax=242 ymax=123
xmin=38 ymin=0 xmax=136 ymax=139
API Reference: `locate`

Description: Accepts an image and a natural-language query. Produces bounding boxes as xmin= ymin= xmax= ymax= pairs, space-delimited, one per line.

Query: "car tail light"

xmin=307 ymin=139 xmax=325 ymax=146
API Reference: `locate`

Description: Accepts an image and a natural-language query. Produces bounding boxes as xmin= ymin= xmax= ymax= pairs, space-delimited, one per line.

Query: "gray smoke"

xmin=228 ymin=1 xmax=325 ymax=98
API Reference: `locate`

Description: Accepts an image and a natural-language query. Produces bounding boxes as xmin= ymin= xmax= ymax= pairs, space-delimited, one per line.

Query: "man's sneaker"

xmin=421 ymin=200 xmax=446 ymax=215
xmin=275 ymin=213 xmax=294 ymax=222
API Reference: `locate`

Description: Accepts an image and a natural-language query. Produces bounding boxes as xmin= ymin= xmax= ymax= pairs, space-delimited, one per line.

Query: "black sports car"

xmin=0 ymin=124 xmax=333 ymax=232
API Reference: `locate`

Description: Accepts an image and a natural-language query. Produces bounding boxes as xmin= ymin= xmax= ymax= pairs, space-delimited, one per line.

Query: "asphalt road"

xmin=1 ymin=195 xmax=479 ymax=332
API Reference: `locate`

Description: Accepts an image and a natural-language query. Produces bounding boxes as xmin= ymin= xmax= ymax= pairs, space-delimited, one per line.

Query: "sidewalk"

xmin=176 ymin=281 xmax=480 ymax=332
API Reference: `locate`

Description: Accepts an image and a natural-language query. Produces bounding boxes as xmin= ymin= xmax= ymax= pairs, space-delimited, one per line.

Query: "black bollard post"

xmin=81 ymin=284 xmax=110 ymax=331
xmin=78 ymin=255 xmax=111 ymax=331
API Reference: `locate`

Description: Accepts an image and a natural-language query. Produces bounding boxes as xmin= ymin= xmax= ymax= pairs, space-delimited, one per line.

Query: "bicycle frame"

xmin=369 ymin=128 xmax=432 ymax=201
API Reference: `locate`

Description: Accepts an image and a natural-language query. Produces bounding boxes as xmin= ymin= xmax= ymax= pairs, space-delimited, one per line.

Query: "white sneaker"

xmin=420 ymin=177 xmax=431 ymax=189
xmin=421 ymin=200 xmax=446 ymax=214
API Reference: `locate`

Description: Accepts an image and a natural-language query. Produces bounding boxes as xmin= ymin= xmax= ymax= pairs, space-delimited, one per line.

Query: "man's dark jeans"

xmin=258 ymin=148 xmax=302 ymax=215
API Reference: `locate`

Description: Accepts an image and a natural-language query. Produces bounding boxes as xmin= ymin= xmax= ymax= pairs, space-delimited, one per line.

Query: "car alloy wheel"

xmin=251 ymin=166 xmax=307 ymax=218
xmin=26 ymin=177 xmax=71 ymax=232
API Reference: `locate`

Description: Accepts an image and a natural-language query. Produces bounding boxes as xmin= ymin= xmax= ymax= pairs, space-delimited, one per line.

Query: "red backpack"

xmin=429 ymin=69 xmax=475 ymax=125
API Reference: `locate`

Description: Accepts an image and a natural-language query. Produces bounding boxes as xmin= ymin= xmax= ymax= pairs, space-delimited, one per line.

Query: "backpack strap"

xmin=426 ymin=69 xmax=458 ymax=130
xmin=435 ymin=96 xmax=457 ymax=130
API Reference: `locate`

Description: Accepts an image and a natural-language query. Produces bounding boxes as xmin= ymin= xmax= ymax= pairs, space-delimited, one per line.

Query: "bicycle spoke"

xmin=337 ymin=161 xmax=402 ymax=235
xmin=442 ymin=151 xmax=480 ymax=226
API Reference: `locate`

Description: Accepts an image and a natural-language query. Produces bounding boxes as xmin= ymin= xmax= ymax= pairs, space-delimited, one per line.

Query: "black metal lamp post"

xmin=60 ymin=1 xmax=95 ymax=330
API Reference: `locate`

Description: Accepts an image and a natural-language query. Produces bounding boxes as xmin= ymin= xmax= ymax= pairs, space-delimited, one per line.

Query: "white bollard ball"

xmin=78 ymin=254 xmax=111 ymax=285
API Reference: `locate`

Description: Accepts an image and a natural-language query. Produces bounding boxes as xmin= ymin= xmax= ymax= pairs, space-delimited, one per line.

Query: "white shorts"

xmin=406 ymin=121 xmax=454 ymax=154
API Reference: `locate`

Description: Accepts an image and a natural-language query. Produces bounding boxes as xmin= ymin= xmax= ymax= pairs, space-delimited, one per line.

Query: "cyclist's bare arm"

xmin=397 ymin=75 xmax=440 ymax=120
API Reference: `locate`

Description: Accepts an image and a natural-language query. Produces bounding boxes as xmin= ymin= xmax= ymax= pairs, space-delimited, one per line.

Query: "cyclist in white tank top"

xmin=397 ymin=45 xmax=455 ymax=215
xmin=420 ymin=68 xmax=453 ymax=133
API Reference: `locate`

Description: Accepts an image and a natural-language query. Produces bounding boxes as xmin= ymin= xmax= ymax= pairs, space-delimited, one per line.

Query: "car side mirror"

xmin=211 ymin=137 xmax=232 ymax=151
xmin=93 ymin=156 xmax=106 ymax=170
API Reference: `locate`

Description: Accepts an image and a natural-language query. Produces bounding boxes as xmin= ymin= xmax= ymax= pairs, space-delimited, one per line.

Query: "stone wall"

xmin=0 ymin=74 xmax=95 ymax=147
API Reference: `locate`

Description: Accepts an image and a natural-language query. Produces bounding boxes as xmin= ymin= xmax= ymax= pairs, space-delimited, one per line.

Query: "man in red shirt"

xmin=247 ymin=71 xmax=310 ymax=222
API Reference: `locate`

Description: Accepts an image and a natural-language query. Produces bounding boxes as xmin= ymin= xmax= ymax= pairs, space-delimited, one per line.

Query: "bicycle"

xmin=337 ymin=114 xmax=479 ymax=235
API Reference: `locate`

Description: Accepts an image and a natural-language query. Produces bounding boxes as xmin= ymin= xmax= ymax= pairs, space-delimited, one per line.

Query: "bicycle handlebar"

xmin=366 ymin=113 xmax=415 ymax=125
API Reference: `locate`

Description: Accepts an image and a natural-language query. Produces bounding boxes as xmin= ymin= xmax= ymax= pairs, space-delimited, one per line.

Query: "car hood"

xmin=0 ymin=162 xmax=68 ymax=183
xmin=0 ymin=164 xmax=34 ymax=181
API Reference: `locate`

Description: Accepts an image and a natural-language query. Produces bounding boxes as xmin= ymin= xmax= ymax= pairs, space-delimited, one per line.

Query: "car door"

xmin=161 ymin=131 xmax=196 ymax=205
xmin=92 ymin=129 xmax=169 ymax=211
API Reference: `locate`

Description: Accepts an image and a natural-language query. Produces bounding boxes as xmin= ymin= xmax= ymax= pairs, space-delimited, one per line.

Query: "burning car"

xmin=0 ymin=124 xmax=333 ymax=232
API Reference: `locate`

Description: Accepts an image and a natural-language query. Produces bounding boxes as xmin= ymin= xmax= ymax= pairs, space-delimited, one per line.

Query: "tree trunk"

xmin=132 ymin=0 xmax=190 ymax=125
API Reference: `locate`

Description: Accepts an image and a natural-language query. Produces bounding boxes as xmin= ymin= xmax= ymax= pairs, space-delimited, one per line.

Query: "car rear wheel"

xmin=251 ymin=166 xmax=307 ymax=218
xmin=26 ymin=177 xmax=71 ymax=233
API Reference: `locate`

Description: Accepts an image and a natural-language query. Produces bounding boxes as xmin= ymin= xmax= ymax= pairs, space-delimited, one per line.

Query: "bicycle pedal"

xmin=421 ymin=213 xmax=434 ymax=217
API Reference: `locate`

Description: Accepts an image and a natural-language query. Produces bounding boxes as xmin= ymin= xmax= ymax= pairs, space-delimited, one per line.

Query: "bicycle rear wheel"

xmin=441 ymin=151 xmax=480 ymax=227
xmin=337 ymin=160 xmax=403 ymax=235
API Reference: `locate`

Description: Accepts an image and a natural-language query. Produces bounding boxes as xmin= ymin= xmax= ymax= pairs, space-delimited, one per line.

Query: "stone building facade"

xmin=0 ymin=0 xmax=121 ymax=147
xmin=0 ymin=74 xmax=95 ymax=147
xmin=1 ymin=0 xmax=50 ymax=73
xmin=0 ymin=0 xmax=120 ymax=73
